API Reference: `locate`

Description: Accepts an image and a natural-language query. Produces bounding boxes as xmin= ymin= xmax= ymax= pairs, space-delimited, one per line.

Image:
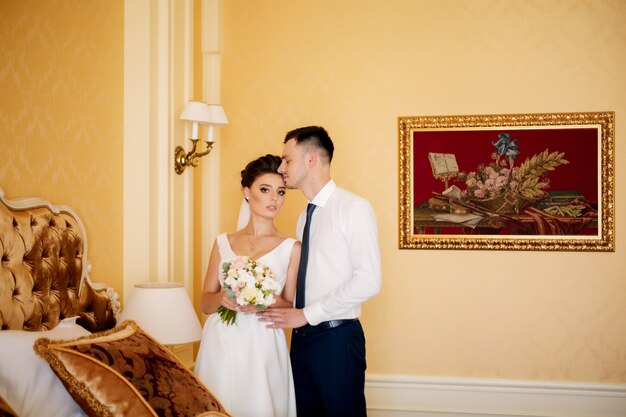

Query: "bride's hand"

xmin=238 ymin=305 xmax=259 ymax=314
xmin=221 ymin=291 xmax=239 ymax=311
xmin=240 ymin=293 xmax=287 ymax=314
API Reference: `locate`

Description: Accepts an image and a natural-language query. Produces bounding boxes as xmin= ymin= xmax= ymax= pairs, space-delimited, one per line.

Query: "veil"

xmin=236 ymin=198 xmax=250 ymax=230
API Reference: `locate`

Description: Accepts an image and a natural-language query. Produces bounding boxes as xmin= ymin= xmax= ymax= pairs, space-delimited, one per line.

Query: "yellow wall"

xmin=0 ymin=1 xmax=124 ymax=292
xmin=217 ymin=0 xmax=626 ymax=382
xmin=2 ymin=0 xmax=625 ymax=385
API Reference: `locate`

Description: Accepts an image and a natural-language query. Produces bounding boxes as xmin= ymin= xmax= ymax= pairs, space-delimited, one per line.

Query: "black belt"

xmin=293 ymin=319 xmax=358 ymax=335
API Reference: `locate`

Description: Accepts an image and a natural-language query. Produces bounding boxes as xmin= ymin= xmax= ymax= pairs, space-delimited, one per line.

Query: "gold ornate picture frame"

xmin=398 ymin=112 xmax=614 ymax=251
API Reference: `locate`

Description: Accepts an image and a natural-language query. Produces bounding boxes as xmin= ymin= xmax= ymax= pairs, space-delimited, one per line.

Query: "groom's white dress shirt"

xmin=297 ymin=180 xmax=381 ymax=326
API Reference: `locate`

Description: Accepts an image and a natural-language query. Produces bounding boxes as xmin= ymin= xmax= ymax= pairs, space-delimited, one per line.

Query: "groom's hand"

xmin=257 ymin=308 xmax=308 ymax=329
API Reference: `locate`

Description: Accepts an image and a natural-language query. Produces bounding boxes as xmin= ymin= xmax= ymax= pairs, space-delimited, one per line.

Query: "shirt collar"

xmin=309 ymin=179 xmax=336 ymax=208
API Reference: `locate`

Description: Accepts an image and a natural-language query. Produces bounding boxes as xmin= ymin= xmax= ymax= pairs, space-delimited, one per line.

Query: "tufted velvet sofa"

xmin=0 ymin=189 xmax=118 ymax=333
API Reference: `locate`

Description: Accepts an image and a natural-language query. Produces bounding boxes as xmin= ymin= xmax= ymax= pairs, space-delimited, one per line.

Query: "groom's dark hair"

xmin=284 ymin=126 xmax=334 ymax=163
xmin=241 ymin=154 xmax=282 ymax=188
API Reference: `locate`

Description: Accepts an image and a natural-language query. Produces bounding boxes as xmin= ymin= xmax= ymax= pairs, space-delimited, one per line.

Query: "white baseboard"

xmin=365 ymin=374 xmax=626 ymax=417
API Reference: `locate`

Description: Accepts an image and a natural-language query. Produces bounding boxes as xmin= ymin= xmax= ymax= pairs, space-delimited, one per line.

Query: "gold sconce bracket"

xmin=174 ymin=139 xmax=214 ymax=175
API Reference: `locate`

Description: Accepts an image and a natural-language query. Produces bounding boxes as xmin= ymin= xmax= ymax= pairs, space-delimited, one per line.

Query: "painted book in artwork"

xmin=428 ymin=152 xmax=459 ymax=176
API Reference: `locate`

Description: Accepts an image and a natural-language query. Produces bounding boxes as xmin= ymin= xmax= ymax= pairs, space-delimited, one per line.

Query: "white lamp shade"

xmin=206 ymin=104 xmax=228 ymax=125
xmin=118 ymin=282 xmax=203 ymax=345
xmin=179 ymin=101 xmax=211 ymax=123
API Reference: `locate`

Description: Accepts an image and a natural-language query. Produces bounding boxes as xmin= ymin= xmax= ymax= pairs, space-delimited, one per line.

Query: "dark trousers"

xmin=290 ymin=320 xmax=367 ymax=417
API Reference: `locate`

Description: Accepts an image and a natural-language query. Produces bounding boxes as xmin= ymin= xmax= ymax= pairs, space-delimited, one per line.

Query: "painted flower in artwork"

xmin=457 ymin=133 xmax=569 ymax=214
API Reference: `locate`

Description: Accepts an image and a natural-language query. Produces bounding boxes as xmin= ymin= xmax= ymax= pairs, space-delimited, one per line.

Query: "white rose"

xmin=241 ymin=285 xmax=258 ymax=303
xmin=255 ymin=293 xmax=266 ymax=306
xmin=238 ymin=270 xmax=254 ymax=286
xmin=263 ymin=294 xmax=274 ymax=307
xmin=262 ymin=279 xmax=277 ymax=291
xmin=236 ymin=295 xmax=246 ymax=306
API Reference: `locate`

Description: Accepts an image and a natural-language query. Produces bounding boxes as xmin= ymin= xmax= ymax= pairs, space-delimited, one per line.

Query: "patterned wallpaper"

xmin=0 ymin=1 xmax=124 ymax=292
xmin=218 ymin=0 xmax=626 ymax=382
xmin=2 ymin=0 xmax=624 ymax=384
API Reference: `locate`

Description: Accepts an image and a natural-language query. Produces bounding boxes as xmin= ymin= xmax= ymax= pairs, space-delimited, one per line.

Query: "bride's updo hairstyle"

xmin=240 ymin=154 xmax=283 ymax=188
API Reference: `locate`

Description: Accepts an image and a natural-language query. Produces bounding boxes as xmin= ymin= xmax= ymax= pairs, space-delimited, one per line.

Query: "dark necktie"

xmin=295 ymin=203 xmax=316 ymax=309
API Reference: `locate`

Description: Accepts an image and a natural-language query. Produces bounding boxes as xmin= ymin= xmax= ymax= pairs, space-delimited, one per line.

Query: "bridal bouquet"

xmin=217 ymin=255 xmax=279 ymax=326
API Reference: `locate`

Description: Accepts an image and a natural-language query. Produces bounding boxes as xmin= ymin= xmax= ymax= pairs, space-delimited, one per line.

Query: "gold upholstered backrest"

xmin=0 ymin=189 xmax=118 ymax=332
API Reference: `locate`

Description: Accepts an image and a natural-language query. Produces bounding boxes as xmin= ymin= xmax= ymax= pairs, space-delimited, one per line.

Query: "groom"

xmin=259 ymin=126 xmax=381 ymax=417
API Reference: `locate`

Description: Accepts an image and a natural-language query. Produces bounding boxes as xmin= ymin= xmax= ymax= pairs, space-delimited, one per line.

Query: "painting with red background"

xmin=412 ymin=127 xmax=599 ymax=208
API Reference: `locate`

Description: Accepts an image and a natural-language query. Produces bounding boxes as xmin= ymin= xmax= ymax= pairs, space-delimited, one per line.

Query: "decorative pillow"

xmin=34 ymin=320 xmax=230 ymax=417
xmin=0 ymin=393 xmax=18 ymax=417
xmin=0 ymin=317 xmax=90 ymax=417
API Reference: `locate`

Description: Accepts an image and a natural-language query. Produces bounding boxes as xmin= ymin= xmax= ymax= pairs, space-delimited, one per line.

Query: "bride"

xmin=194 ymin=154 xmax=300 ymax=417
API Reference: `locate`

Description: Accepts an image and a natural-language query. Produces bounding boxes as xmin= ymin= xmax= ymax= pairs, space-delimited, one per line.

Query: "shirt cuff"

xmin=302 ymin=303 xmax=326 ymax=326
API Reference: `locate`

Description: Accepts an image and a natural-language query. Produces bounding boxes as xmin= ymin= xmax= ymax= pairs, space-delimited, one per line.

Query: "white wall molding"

xmin=365 ymin=374 xmax=626 ymax=417
xmin=201 ymin=0 xmax=223 ymax=278
xmin=123 ymin=0 xmax=153 ymax=298
xmin=124 ymin=0 xmax=195 ymax=299
xmin=170 ymin=0 xmax=196 ymax=298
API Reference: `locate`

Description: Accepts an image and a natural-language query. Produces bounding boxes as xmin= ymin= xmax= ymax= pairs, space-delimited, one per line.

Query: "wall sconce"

xmin=175 ymin=100 xmax=228 ymax=175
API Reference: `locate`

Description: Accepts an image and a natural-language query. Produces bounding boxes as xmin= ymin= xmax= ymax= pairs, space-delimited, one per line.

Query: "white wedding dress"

xmin=195 ymin=233 xmax=297 ymax=417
